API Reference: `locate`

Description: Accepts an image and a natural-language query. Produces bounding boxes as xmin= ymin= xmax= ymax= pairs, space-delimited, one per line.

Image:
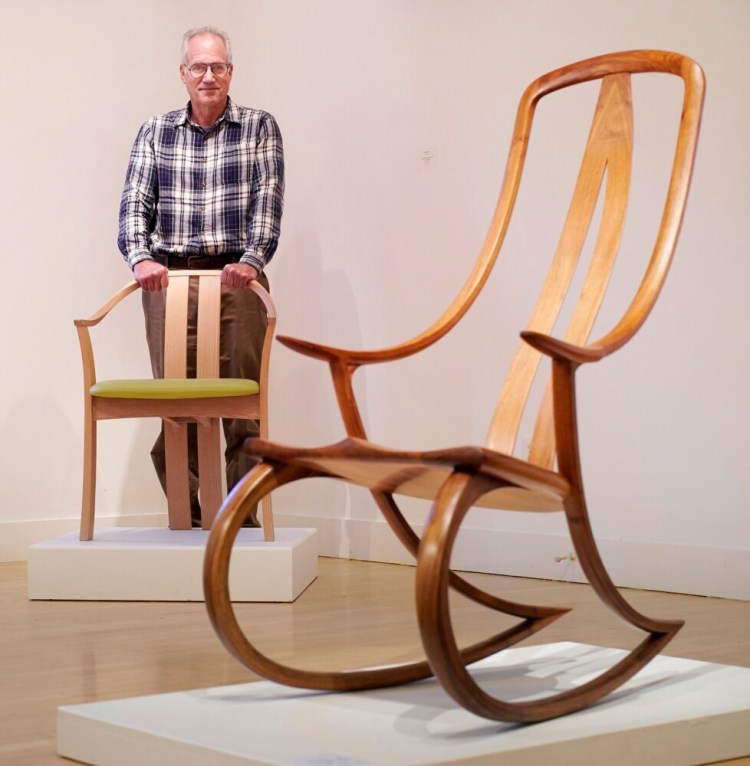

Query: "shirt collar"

xmin=174 ymin=97 xmax=240 ymax=128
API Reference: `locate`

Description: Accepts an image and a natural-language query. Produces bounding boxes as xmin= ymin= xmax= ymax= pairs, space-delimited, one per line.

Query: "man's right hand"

xmin=133 ymin=260 xmax=169 ymax=292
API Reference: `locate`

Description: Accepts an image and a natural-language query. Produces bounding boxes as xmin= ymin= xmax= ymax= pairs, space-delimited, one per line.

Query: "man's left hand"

xmin=221 ymin=262 xmax=258 ymax=289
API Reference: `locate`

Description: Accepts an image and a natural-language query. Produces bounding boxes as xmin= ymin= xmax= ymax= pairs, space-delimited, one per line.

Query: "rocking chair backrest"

xmin=273 ymin=52 xmax=704 ymax=465
xmin=465 ymin=51 xmax=706 ymax=468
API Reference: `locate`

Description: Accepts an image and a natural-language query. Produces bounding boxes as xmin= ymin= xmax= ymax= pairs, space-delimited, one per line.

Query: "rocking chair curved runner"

xmin=203 ymin=50 xmax=705 ymax=723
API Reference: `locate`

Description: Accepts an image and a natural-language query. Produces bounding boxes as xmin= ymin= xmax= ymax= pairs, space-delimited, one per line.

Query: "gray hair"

xmin=180 ymin=26 xmax=233 ymax=66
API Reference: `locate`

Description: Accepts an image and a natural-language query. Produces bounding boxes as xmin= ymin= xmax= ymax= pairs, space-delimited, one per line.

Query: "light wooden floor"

xmin=1 ymin=557 xmax=749 ymax=765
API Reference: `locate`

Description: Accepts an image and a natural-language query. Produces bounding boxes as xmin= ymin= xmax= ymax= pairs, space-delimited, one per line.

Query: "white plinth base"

xmin=57 ymin=642 xmax=750 ymax=766
xmin=28 ymin=527 xmax=317 ymax=602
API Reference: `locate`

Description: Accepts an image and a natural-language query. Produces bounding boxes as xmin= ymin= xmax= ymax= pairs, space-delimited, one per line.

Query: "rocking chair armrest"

xmin=520 ymin=331 xmax=611 ymax=365
xmin=277 ymin=334 xmax=422 ymax=367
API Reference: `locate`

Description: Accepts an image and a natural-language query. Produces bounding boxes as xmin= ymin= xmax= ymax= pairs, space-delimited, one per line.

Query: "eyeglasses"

xmin=185 ymin=62 xmax=230 ymax=78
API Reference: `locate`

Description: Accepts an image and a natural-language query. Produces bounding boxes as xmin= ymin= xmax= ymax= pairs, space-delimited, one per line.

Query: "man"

xmin=117 ymin=26 xmax=284 ymax=525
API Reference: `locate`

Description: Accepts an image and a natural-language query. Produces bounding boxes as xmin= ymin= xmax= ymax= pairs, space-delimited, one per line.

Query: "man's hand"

xmin=133 ymin=260 xmax=169 ymax=292
xmin=221 ymin=262 xmax=258 ymax=289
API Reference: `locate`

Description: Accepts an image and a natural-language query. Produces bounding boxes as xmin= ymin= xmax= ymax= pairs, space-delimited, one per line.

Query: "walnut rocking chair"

xmin=203 ymin=51 xmax=705 ymax=722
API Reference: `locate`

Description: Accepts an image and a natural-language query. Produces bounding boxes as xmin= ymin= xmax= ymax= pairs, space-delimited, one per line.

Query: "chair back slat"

xmin=197 ymin=275 xmax=222 ymax=378
xmin=485 ymin=74 xmax=634 ymax=467
xmin=163 ymin=271 xmax=224 ymax=380
xmin=164 ymin=274 xmax=190 ymax=378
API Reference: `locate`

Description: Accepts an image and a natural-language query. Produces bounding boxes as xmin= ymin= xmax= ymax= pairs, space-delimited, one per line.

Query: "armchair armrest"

xmin=249 ymin=280 xmax=277 ymax=322
xmin=74 ymin=281 xmax=140 ymax=328
xmin=73 ymin=281 xmax=141 ymax=392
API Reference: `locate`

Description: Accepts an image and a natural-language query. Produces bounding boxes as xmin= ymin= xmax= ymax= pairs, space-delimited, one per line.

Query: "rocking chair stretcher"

xmin=202 ymin=50 xmax=705 ymax=723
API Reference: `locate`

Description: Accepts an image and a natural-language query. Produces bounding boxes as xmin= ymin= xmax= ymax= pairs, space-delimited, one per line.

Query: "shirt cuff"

xmin=240 ymin=253 xmax=264 ymax=274
xmin=128 ymin=251 xmax=154 ymax=270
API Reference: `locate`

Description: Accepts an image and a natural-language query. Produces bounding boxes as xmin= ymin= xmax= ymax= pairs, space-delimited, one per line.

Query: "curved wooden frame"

xmin=75 ymin=270 xmax=277 ymax=540
xmin=203 ymin=51 xmax=705 ymax=722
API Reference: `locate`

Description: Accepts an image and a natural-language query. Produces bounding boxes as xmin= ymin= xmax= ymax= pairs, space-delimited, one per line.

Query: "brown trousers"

xmin=142 ymin=273 xmax=269 ymax=521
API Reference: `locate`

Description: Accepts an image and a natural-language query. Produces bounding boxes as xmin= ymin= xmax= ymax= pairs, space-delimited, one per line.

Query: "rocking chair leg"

xmin=564 ymin=494 xmax=684 ymax=636
xmin=552 ymin=357 xmax=683 ymax=638
xmin=203 ymin=464 xmax=559 ymax=694
xmin=372 ymin=489 xmax=568 ymax=622
xmin=416 ymin=471 xmax=681 ymax=724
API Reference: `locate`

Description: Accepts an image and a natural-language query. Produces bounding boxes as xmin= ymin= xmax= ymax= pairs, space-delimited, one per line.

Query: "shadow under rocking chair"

xmin=203 ymin=50 xmax=705 ymax=723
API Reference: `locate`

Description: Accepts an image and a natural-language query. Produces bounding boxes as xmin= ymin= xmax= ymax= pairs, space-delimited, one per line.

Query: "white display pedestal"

xmin=57 ymin=642 xmax=750 ymax=766
xmin=28 ymin=527 xmax=317 ymax=602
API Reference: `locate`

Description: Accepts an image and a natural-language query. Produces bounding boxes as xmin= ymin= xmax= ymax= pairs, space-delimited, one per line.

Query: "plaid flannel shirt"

xmin=117 ymin=98 xmax=284 ymax=274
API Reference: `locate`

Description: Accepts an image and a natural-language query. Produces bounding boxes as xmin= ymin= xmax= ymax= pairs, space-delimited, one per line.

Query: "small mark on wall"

xmin=420 ymin=150 xmax=435 ymax=165
xmin=555 ymin=553 xmax=577 ymax=563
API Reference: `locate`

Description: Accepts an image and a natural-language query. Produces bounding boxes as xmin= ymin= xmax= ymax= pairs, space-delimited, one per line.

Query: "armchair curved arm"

xmin=249 ymin=279 xmax=277 ymax=321
xmin=73 ymin=281 xmax=140 ymax=328
xmin=74 ymin=281 xmax=141 ymax=390
xmin=249 ymin=280 xmax=277 ymax=446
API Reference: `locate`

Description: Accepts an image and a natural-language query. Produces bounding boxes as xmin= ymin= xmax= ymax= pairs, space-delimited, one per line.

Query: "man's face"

xmin=180 ymin=33 xmax=233 ymax=113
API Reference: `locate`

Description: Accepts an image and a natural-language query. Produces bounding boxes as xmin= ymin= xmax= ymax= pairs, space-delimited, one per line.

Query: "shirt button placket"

xmin=201 ymin=132 xmax=212 ymax=243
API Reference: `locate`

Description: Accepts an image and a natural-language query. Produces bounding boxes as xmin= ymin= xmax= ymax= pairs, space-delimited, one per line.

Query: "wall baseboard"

xmin=0 ymin=514 xmax=169 ymax=564
xmin=4 ymin=513 xmax=747 ymax=602
xmin=274 ymin=513 xmax=750 ymax=602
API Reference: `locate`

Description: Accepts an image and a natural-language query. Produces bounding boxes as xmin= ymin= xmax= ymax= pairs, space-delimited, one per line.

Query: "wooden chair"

xmin=203 ymin=51 xmax=705 ymax=722
xmin=74 ymin=270 xmax=277 ymax=541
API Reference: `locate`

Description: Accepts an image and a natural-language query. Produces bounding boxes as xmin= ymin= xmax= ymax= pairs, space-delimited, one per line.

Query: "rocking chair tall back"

xmin=203 ymin=51 xmax=705 ymax=723
xmin=75 ymin=271 xmax=277 ymax=541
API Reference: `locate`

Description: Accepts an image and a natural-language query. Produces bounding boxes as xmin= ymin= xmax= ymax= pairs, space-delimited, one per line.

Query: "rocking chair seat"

xmin=246 ymin=436 xmax=569 ymax=512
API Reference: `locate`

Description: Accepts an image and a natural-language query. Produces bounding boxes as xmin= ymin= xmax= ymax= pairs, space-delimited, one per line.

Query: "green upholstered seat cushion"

xmin=91 ymin=378 xmax=259 ymax=399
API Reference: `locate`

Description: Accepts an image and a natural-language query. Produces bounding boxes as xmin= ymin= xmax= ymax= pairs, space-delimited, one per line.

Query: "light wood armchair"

xmin=75 ymin=270 xmax=277 ymax=541
xmin=203 ymin=51 xmax=705 ymax=722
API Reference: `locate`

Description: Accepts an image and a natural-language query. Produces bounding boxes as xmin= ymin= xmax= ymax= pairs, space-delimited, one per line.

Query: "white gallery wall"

xmin=0 ymin=0 xmax=747 ymax=598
